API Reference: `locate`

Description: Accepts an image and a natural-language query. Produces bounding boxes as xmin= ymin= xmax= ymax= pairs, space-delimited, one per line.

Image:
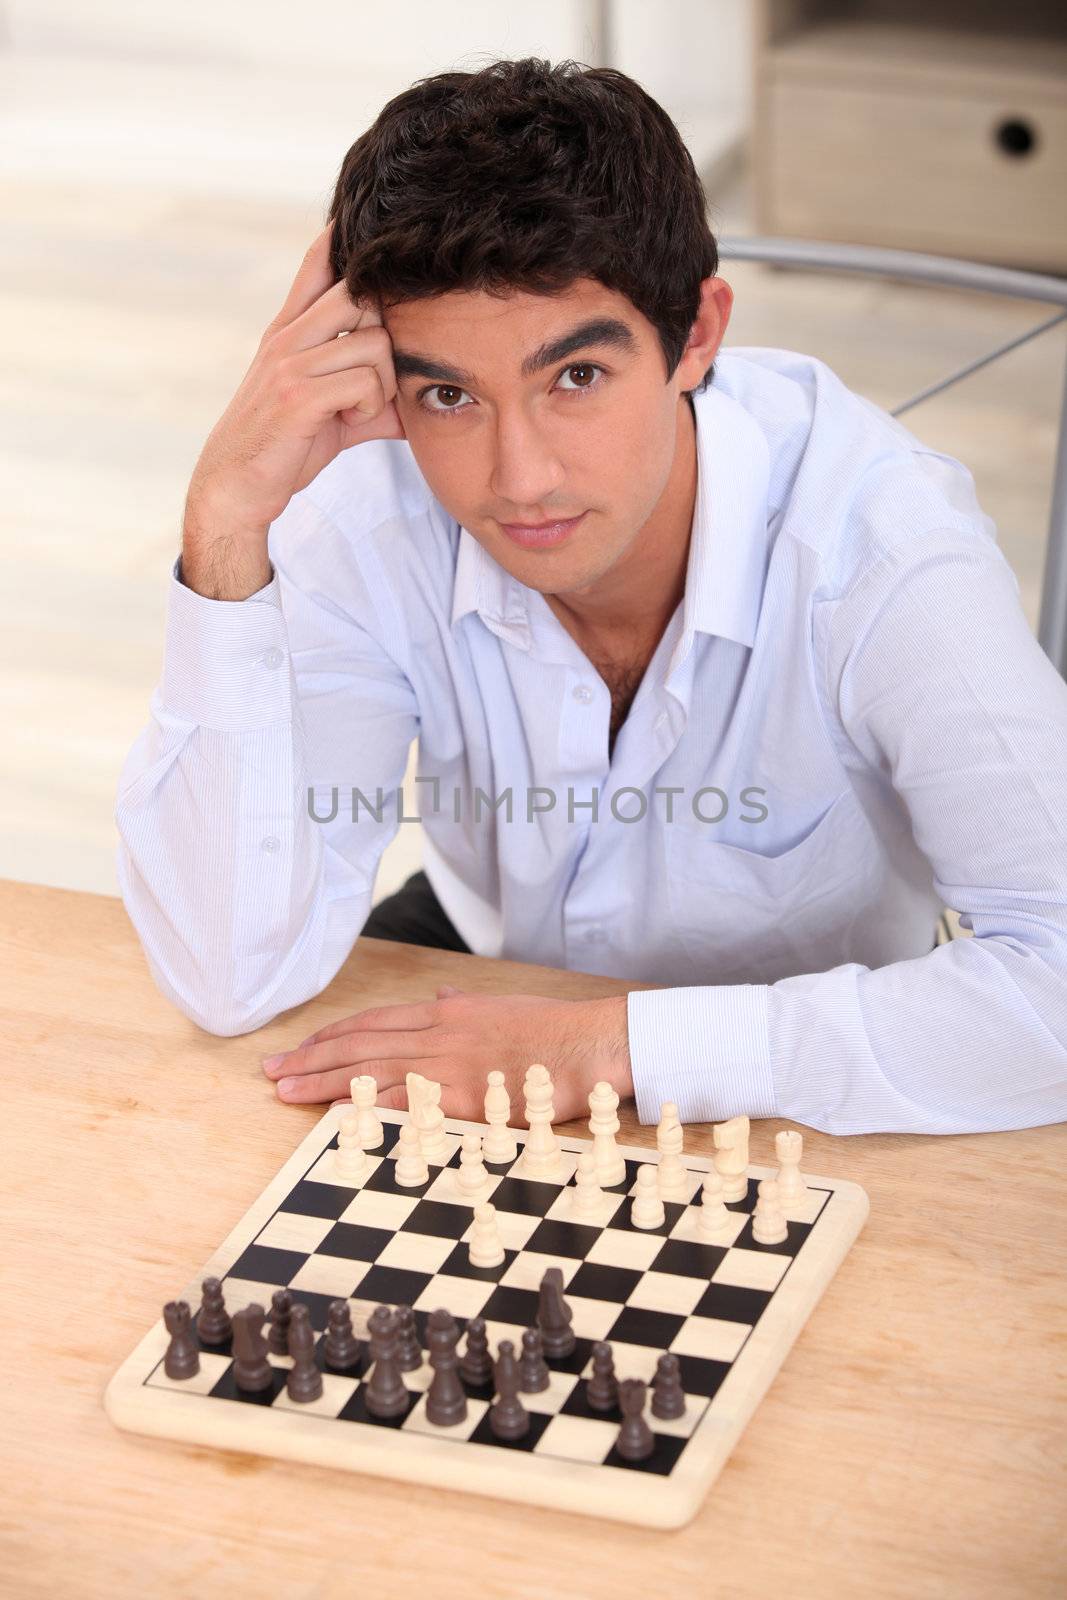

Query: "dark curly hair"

xmin=326 ymin=56 xmax=719 ymax=394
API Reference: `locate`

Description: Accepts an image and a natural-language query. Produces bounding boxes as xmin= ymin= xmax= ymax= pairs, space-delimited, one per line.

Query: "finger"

xmin=291 ymin=1001 xmax=440 ymax=1054
xmin=378 ymin=1085 xmax=407 ymax=1111
xmin=436 ymin=985 xmax=463 ymax=998
xmin=282 ymin=278 xmax=382 ymax=356
xmin=267 ymin=217 xmax=339 ymax=335
xmin=276 ymin=1062 xmax=373 ymax=1105
xmin=340 ymin=397 xmax=406 ymax=446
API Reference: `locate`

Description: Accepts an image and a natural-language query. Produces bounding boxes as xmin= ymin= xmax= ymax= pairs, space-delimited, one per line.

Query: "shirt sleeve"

xmin=626 ymin=528 xmax=1067 ymax=1134
xmin=115 ymin=504 xmax=419 ymax=1037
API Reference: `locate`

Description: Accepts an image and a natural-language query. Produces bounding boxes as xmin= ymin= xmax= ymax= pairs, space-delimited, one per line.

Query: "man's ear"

xmin=675 ymin=275 xmax=733 ymax=392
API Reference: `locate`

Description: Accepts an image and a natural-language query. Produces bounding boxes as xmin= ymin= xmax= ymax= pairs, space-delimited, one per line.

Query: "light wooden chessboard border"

xmin=105 ymin=1105 xmax=869 ymax=1528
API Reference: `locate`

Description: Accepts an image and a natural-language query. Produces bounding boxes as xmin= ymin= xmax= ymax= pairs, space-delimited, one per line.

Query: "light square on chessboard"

xmin=781 ymin=1186 xmax=831 ymax=1226
xmin=519 ymin=1367 xmax=580 ymax=1416
xmin=628 ymin=1269 xmax=709 ymax=1318
xmin=583 ymin=1226 xmax=665 ymax=1272
xmin=624 ymin=1168 xmax=705 ymax=1205
xmin=670 ymin=1313 xmax=752 ymax=1364
xmin=305 ymin=1149 xmax=384 ymax=1190
xmin=412 ymin=1272 xmax=501 ymax=1320
xmin=458 ymin=1209 xmax=542 ymax=1251
xmin=145 ymin=1351 xmax=231 ymax=1395
xmin=585 ymin=1338 xmax=660 ymax=1385
xmin=563 ymin=1293 xmax=626 ymax=1342
xmin=272 ymin=1371 xmax=360 ymax=1420
xmin=712 ymin=1246 xmax=791 ymax=1292
xmin=423 ymin=1165 xmax=504 ymax=1208
xmin=289 ymin=1252 xmax=368 ymax=1300
xmin=544 ymin=1187 xmax=625 ymax=1228
xmin=384 ymin=1133 xmax=463 ymax=1168
xmin=339 ymin=1188 xmax=421 ymax=1231
xmin=254 ymin=1210 xmax=337 ymax=1257
xmin=509 ymin=1149 xmax=580 ymax=1186
xmin=403 ymin=1391 xmax=490 ymax=1442
xmin=376 ymin=1229 xmax=457 ymax=1276
xmin=533 ymin=1411 xmax=619 ymax=1465
xmin=646 ymin=1394 xmax=708 ymax=1441
xmin=220 ymin=1275 xmax=287 ymax=1313
xmin=499 ymin=1250 xmax=582 ymax=1292
xmin=668 ymin=1203 xmax=747 ymax=1249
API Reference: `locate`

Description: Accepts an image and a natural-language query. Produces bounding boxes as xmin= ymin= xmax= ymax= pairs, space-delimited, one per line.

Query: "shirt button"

xmin=585 ymin=925 xmax=605 ymax=942
xmin=262 ymin=648 xmax=284 ymax=669
xmin=261 ymin=835 xmax=281 ymax=853
xmin=572 ymin=684 xmax=593 ymax=704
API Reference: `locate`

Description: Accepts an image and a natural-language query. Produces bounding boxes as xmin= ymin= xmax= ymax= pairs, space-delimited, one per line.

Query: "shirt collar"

xmin=449 ymin=366 xmax=771 ymax=652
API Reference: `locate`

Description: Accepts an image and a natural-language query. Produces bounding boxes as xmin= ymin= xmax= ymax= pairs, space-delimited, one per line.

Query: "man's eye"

xmin=557 ymin=363 xmax=604 ymax=392
xmin=420 ymin=385 xmax=473 ymax=415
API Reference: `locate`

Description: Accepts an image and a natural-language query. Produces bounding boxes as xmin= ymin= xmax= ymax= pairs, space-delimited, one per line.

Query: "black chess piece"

xmin=615 ymin=1377 xmax=655 ymax=1462
xmin=231 ymin=1303 xmax=273 ymax=1393
xmin=324 ymin=1300 xmax=362 ymax=1372
xmin=425 ymin=1308 xmax=467 ymax=1427
xmin=266 ymin=1288 xmax=293 ymax=1356
xmin=394 ymin=1305 xmax=422 ymax=1372
xmin=286 ymin=1303 xmax=323 ymax=1403
xmin=163 ymin=1299 xmax=199 ymax=1379
xmin=586 ymin=1341 xmax=618 ymax=1412
xmin=537 ymin=1266 xmax=576 ymax=1359
xmin=650 ymin=1352 xmax=685 ymax=1420
xmin=364 ymin=1305 xmax=409 ymax=1419
xmin=488 ymin=1340 xmax=529 ymax=1441
xmin=518 ymin=1326 xmax=550 ymax=1393
xmin=195 ymin=1276 xmax=232 ymax=1346
xmin=458 ymin=1316 xmax=493 ymax=1389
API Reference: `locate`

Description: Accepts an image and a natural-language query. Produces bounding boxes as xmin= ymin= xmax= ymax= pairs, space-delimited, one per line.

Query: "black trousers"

xmin=362 ymin=869 xmax=472 ymax=953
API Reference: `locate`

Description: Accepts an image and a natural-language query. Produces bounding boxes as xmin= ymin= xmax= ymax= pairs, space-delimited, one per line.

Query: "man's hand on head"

xmin=261 ymin=987 xmax=633 ymax=1123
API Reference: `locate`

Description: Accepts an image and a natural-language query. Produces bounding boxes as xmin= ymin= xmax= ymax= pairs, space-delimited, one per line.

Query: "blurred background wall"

xmin=0 ymin=0 xmax=1062 ymax=910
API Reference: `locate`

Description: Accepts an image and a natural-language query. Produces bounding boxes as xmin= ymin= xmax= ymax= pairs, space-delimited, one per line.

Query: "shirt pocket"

xmin=663 ymin=786 xmax=875 ymax=982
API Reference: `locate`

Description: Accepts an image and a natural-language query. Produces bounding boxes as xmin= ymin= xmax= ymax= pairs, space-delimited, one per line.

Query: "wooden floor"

xmin=2 ymin=163 xmax=1062 ymax=919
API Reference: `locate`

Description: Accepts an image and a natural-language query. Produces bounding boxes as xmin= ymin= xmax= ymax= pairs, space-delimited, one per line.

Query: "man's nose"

xmin=488 ymin=407 xmax=565 ymax=508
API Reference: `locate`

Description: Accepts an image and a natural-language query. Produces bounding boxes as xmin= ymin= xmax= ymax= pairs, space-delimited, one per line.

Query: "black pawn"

xmin=488 ymin=1339 xmax=530 ymax=1441
xmin=586 ymin=1341 xmax=618 ymax=1412
xmin=518 ymin=1327 xmax=550 ymax=1393
xmin=425 ymin=1308 xmax=467 ymax=1427
xmin=459 ymin=1316 xmax=493 ymax=1389
xmin=266 ymin=1288 xmax=293 ymax=1356
xmin=324 ymin=1300 xmax=362 ymax=1372
xmin=163 ymin=1299 xmax=199 ymax=1379
xmin=651 ymin=1352 xmax=685 ymax=1420
xmin=231 ymin=1303 xmax=273 ymax=1393
xmin=537 ymin=1266 xmax=576 ymax=1359
xmin=286 ymin=1304 xmax=323 ymax=1403
xmin=616 ymin=1377 xmax=654 ymax=1462
xmin=364 ymin=1305 xmax=409 ymax=1419
xmin=195 ymin=1276 xmax=232 ymax=1345
xmin=395 ymin=1305 xmax=422 ymax=1372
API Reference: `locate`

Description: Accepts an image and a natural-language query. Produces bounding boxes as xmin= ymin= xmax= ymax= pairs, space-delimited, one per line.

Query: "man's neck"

xmin=546 ymin=393 xmax=697 ymax=652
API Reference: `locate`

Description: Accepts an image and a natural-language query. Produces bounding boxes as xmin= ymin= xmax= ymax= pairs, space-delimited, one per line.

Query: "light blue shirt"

xmin=115 ymin=346 xmax=1067 ymax=1135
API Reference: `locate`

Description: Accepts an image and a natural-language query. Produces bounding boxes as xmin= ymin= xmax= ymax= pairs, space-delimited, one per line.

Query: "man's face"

xmin=384 ymin=278 xmax=703 ymax=600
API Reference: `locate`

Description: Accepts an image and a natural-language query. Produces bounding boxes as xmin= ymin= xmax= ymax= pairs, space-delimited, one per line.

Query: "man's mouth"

xmin=497 ymin=512 xmax=587 ymax=549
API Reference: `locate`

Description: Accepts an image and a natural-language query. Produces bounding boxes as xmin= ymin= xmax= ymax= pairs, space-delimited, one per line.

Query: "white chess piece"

xmin=483 ymin=1070 xmax=518 ymax=1163
xmin=334 ymin=1113 xmax=369 ymax=1182
xmin=631 ymin=1164 xmax=666 ymax=1230
xmin=350 ymin=1075 xmax=384 ymax=1149
xmin=456 ymin=1131 xmax=492 ymax=1199
xmin=415 ymin=1078 xmax=449 ymax=1163
xmin=712 ymin=1114 xmax=750 ymax=1203
xmin=752 ymin=1177 xmax=788 ymax=1244
xmin=696 ymin=1170 xmax=733 ymax=1239
xmin=655 ymin=1102 xmax=689 ymax=1200
xmin=572 ymin=1151 xmax=608 ymax=1220
xmin=469 ymin=1201 xmax=505 ymax=1268
xmin=588 ymin=1080 xmax=626 ymax=1187
xmin=775 ymin=1129 xmax=807 ymax=1209
xmin=394 ymin=1121 xmax=429 ymax=1188
xmin=518 ymin=1064 xmax=562 ymax=1179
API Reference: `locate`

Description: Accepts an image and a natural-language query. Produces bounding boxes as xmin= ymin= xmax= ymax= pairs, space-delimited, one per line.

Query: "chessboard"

xmin=105 ymin=1103 xmax=869 ymax=1529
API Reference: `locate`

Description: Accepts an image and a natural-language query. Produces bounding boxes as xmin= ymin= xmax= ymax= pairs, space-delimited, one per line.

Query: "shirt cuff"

xmin=161 ymin=553 xmax=293 ymax=730
xmin=626 ymin=983 xmax=777 ymax=1125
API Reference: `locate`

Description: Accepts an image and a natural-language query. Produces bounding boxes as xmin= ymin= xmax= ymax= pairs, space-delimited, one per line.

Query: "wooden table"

xmin=3 ymin=880 xmax=1064 ymax=1597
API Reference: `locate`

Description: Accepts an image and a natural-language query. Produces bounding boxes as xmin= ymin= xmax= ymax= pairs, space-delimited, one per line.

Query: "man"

xmin=115 ymin=58 xmax=1067 ymax=1135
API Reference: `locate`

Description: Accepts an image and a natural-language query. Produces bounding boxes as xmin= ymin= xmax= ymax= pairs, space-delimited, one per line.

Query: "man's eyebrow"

xmin=391 ymin=316 xmax=638 ymax=388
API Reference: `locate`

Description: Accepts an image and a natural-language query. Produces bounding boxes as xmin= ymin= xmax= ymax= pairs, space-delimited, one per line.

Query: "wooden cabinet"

xmin=751 ymin=0 xmax=1067 ymax=270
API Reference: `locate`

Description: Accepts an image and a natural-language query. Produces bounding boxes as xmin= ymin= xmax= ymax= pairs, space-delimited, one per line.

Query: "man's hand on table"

xmin=261 ymin=987 xmax=634 ymax=1122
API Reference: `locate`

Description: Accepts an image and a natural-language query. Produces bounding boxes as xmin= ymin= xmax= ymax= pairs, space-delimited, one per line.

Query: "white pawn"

xmin=572 ymin=1151 xmax=607 ymax=1220
xmin=775 ymin=1129 xmax=807 ymax=1209
xmin=334 ymin=1113 xmax=369 ymax=1182
xmin=519 ymin=1064 xmax=562 ymax=1179
xmin=415 ymin=1078 xmax=449 ymax=1163
xmin=712 ymin=1114 xmax=750 ymax=1203
xmin=655 ymin=1101 xmax=689 ymax=1200
xmin=469 ymin=1201 xmax=505 ymax=1269
xmin=394 ymin=1121 xmax=429 ymax=1188
xmin=752 ymin=1177 xmax=788 ymax=1245
xmin=350 ymin=1075 xmax=384 ymax=1148
xmin=696 ymin=1170 xmax=733 ymax=1239
xmin=588 ymin=1080 xmax=626 ymax=1187
xmin=483 ymin=1070 xmax=518 ymax=1163
xmin=457 ymin=1131 xmax=492 ymax=1199
xmin=631 ymin=1164 xmax=666 ymax=1230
